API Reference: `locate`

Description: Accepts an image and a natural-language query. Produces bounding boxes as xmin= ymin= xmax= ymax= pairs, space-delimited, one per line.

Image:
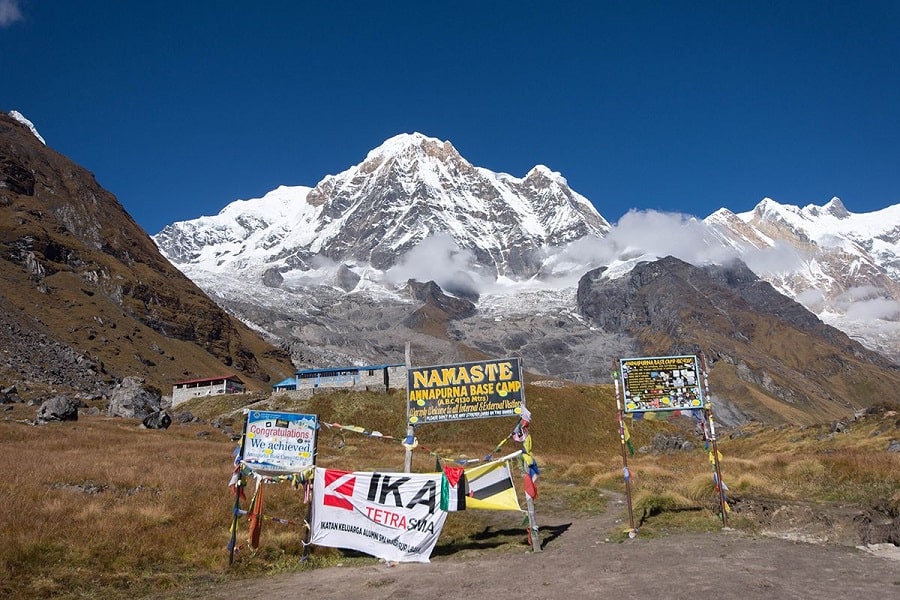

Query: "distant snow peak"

xmin=8 ymin=110 xmax=46 ymax=145
xmin=823 ymin=197 xmax=850 ymax=219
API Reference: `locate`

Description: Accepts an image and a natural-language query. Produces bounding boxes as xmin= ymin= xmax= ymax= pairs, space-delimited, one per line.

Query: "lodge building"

xmin=272 ymin=364 xmax=407 ymax=396
xmin=171 ymin=375 xmax=246 ymax=407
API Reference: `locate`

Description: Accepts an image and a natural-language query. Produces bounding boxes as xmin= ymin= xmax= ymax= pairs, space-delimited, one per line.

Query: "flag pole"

xmin=707 ymin=408 xmax=728 ymax=527
xmin=301 ymin=420 xmax=320 ymax=563
xmin=404 ymin=341 xmax=413 ymax=473
xmin=519 ymin=358 xmax=541 ymax=552
xmin=613 ymin=361 xmax=636 ymax=536
xmin=227 ymin=411 xmax=250 ymax=566
xmin=699 ymin=353 xmax=728 ymax=527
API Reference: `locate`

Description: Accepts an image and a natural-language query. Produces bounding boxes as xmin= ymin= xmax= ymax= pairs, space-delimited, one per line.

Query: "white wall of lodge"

xmin=274 ymin=365 xmax=407 ymax=395
xmin=171 ymin=377 xmax=245 ymax=407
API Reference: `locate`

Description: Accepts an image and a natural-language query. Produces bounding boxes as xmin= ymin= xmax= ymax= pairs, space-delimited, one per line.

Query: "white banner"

xmin=311 ymin=468 xmax=448 ymax=563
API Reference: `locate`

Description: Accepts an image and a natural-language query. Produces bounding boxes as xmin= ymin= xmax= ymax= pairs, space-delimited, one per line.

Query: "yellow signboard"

xmin=407 ymin=358 xmax=523 ymax=424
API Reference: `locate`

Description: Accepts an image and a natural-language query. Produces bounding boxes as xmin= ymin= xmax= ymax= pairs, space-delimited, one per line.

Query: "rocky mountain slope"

xmin=0 ymin=111 xmax=295 ymax=398
xmin=577 ymin=256 xmax=900 ymax=424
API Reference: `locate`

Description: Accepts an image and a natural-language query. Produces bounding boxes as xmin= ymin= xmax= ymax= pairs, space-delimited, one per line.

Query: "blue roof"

xmin=295 ymin=364 xmax=403 ymax=375
xmin=273 ymin=377 xmax=298 ymax=388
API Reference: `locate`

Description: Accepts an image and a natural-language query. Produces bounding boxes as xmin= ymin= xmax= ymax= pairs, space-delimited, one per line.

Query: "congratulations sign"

xmin=242 ymin=410 xmax=318 ymax=473
xmin=407 ymin=358 xmax=524 ymax=424
xmin=310 ymin=468 xmax=448 ymax=563
xmin=619 ymin=355 xmax=706 ymax=414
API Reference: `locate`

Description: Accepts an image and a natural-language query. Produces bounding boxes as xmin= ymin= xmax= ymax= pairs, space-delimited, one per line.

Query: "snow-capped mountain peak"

xmin=155 ymin=133 xmax=611 ymax=287
xmin=152 ymin=134 xmax=900 ymax=365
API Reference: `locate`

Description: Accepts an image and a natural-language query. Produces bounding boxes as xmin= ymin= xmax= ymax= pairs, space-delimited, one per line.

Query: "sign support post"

xmin=404 ymin=341 xmax=413 ymax=473
xmin=612 ymin=364 xmax=636 ymax=535
xmin=519 ymin=362 xmax=541 ymax=552
xmin=227 ymin=411 xmax=249 ymax=566
xmin=700 ymin=354 xmax=728 ymax=527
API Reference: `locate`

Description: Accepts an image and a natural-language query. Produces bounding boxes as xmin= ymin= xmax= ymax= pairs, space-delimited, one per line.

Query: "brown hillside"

xmin=0 ymin=112 xmax=294 ymax=395
xmin=578 ymin=256 xmax=900 ymax=424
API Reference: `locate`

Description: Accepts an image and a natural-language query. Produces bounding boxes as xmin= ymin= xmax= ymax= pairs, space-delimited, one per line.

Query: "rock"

xmin=887 ymin=439 xmax=900 ymax=453
xmin=650 ymin=432 xmax=690 ymax=452
xmin=261 ymin=267 xmax=284 ymax=288
xmin=107 ymin=376 xmax=162 ymax=419
xmin=174 ymin=411 xmax=197 ymax=424
xmin=335 ymin=264 xmax=360 ymax=292
xmin=142 ymin=410 xmax=172 ymax=430
xmin=36 ymin=395 xmax=79 ymax=424
xmin=1 ymin=384 xmax=22 ymax=404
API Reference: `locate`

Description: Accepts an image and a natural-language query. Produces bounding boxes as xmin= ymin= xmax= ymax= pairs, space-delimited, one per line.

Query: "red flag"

xmin=247 ymin=484 xmax=264 ymax=551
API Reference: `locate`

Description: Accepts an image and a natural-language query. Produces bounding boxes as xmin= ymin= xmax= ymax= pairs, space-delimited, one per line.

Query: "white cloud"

xmin=844 ymin=298 xmax=900 ymax=321
xmin=0 ymin=0 xmax=23 ymax=27
xmin=795 ymin=288 xmax=826 ymax=313
xmin=834 ymin=286 xmax=900 ymax=321
xmin=741 ymin=240 xmax=807 ymax=276
xmin=384 ymin=234 xmax=494 ymax=297
xmin=539 ymin=210 xmax=738 ymax=278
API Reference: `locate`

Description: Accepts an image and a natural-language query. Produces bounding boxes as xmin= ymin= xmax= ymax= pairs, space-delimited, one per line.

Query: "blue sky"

xmin=2 ymin=1 xmax=899 ymax=235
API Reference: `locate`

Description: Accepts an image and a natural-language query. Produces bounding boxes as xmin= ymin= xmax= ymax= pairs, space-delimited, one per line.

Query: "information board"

xmin=619 ymin=355 xmax=706 ymax=414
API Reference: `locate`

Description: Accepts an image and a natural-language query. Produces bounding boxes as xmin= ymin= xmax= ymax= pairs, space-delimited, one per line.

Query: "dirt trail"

xmin=188 ymin=495 xmax=899 ymax=600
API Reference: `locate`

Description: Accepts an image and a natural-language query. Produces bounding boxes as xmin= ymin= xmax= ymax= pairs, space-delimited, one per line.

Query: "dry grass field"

xmin=1 ymin=384 xmax=898 ymax=599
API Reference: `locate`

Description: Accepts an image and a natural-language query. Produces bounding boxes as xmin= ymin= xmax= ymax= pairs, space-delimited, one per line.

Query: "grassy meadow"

xmin=1 ymin=384 xmax=898 ymax=599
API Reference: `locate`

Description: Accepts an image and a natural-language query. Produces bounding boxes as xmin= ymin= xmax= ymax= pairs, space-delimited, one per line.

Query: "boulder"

xmin=36 ymin=396 xmax=79 ymax=424
xmin=650 ymin=432 xmax=691 ymax=452
xmin=142 ymin=410 xmax=172 ymax=430
xmin=107 ymin=376 xmax=161 ymax=419
xmin=0 ymin=384 xmax=20 ymax=404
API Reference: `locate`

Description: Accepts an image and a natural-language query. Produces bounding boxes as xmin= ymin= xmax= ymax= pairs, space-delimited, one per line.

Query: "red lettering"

xmin=364 ymin=506 xmax=407 ymax=529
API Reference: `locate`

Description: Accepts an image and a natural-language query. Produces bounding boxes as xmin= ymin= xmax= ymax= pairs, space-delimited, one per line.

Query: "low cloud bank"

xmin=351 ymin=210 xmax=898 ymax=322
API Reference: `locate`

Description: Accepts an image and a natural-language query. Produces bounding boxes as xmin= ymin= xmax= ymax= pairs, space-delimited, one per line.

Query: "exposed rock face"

xmin=402 ymin=280 xmax=477 ymax=333
xmin=335 ymin=264 xmax=360 ymax=292
xmin=0 ymin=154 xmax=35 ymax=195
xmin=406 ymin=280 xmax=476 ymax=320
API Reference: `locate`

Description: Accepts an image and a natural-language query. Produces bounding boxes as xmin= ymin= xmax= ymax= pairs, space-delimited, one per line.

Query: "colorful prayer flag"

xmin=463 ymin=459 xmax=521 ymax=511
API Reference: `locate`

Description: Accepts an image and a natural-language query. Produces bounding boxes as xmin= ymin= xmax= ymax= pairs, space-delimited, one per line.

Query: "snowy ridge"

xmin=152 ymin=133 xmax=900 ymax=364
xmin=154 ymin=132 xmax=611 ymax=288
xmin=8 ymin=110 xmax=46 ymax=145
